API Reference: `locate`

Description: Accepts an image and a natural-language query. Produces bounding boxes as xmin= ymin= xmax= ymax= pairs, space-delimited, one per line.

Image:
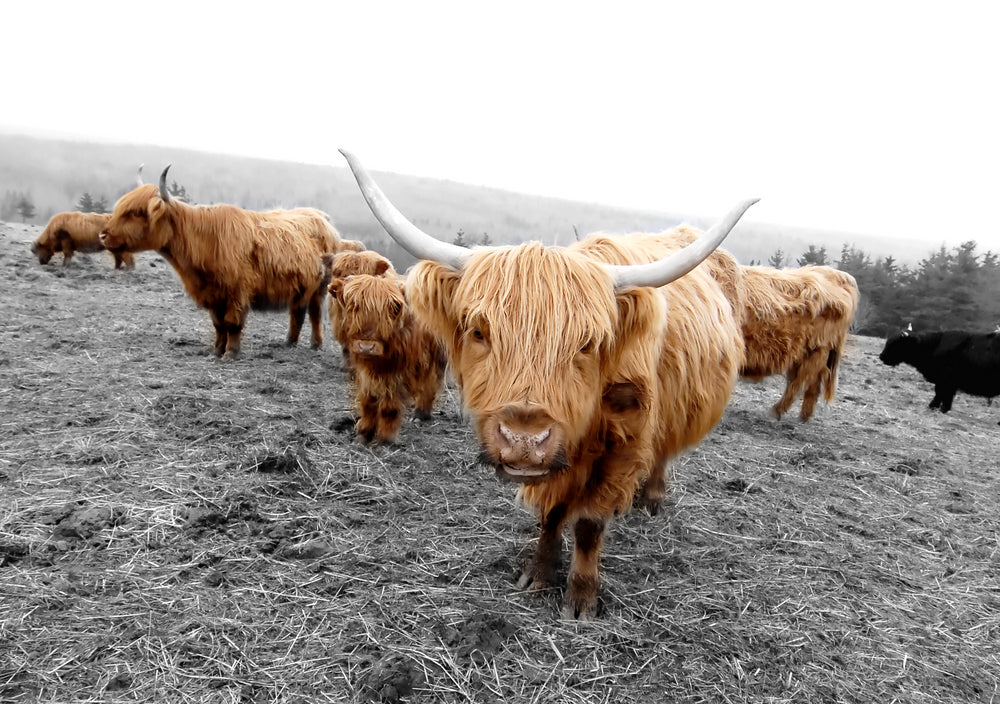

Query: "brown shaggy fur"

xmin=330 ymin=273 xmax=447 ymax=443
xmin=32 ymin=212 xmax=133 ymax=269
xmin=338 ymin=239 xmax=367 ymax=253
xmin=101 ymin=184 xmax=344 ymax=358
xmin=740 ymin=265 xmax=860 ymax=420
xmin=321 ymin=250 xmax=397 ymax=363
xmin=406 ymin=229 xmax=744 ymax=619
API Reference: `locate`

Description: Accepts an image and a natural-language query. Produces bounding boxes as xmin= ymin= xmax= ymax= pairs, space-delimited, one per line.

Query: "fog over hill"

xmin=1 ymin=132 xmax=948 ymax=270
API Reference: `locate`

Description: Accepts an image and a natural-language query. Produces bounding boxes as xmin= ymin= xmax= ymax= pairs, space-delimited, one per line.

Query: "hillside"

xmin=1 ymin=131 xmax=940 ymax=269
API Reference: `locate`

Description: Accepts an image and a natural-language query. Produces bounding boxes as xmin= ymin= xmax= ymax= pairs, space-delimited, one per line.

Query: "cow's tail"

xmin=822 ymin=345 xmax=843 ymax=403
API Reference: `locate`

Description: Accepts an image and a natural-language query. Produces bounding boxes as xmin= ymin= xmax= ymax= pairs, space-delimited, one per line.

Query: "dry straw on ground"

xmin=1 ymin=221 xmax=998 ymax=703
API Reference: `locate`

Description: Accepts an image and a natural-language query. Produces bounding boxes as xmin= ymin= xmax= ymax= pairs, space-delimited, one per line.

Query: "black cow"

xmin=879 ymin=328 xmax=1000 ymax=413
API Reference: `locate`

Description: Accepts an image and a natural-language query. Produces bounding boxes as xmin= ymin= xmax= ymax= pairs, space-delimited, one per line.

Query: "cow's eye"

xmin=580 ymin=340 xmax=594 ymax=354
xmin=472 ymin=329 xmax=485 ymax=342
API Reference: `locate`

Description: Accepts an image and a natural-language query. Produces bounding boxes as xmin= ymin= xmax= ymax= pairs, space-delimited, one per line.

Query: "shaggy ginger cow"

xmin=321 ymin=250 xmax=397 ymax=363
xmin=739 ymin=265 xmax=859 ymax=420
xmin=342 ymin=149 xmax=755 ymax=619
xmin=100 ymin=166 xmax=344 ymax=358
xmin=32 ymin=211 xmax=134 ymax=269
xmin=330 ymin=272 xmax=447 ymax=443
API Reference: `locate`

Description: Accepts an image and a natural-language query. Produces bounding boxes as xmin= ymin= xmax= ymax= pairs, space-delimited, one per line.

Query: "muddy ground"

xmin=1 ymin=220 xmax=997 ymax=703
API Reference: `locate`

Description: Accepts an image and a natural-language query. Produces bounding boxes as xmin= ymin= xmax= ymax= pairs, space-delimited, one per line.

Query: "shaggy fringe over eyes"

xmin=338 ymin=275 xmax=406 ymax=337
xmin=458 ymin=244 xmax=619 ymax=369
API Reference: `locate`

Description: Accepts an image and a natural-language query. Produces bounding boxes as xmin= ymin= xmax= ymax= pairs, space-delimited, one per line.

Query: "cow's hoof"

xmin=516 ymin=564 xmax=553 ymax=593
xmin=636 ymin=493 xmax=662 ymax=516
xmin=562 ymin=575 xmax=600 ymax=621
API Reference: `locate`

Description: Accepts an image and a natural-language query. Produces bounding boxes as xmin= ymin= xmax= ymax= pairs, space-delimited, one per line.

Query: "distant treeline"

xmin=760 ymin=242 xmax=1000 ymax=337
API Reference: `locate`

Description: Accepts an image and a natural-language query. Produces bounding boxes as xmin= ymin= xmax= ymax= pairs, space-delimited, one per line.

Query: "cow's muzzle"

xmin=351 ymin=339 xmax=385 ymax=357
xmin=480 ymin=407 xmax=568 ymax=484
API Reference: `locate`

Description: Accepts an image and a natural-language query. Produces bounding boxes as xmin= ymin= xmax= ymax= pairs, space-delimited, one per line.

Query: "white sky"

xmin=3 ymin=1 xmax=998 ymax=249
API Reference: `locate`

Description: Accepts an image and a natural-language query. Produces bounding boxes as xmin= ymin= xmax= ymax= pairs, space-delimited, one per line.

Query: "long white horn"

xmin=136 ymin=163 xmax=145 ymax=187
xmin=159 ymin=164 xmax=172 ymax=203
xmin=340 ymin=149 xmax=471 ymax=269
xmin=607 ymin=199 xmax=758 ymax=289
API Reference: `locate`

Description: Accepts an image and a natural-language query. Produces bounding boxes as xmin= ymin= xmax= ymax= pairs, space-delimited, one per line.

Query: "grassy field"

xmin=1 ymin=220 xmax=998 ymax=703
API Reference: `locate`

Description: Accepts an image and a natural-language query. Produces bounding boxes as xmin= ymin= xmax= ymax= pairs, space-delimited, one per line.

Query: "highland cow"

xmin=330 ymin=272 xmax=447 ymax=443
xmin=341 ymin=149 xmax=755 ymax=619
xmin=321 ymin=250 xmax=397 ymax=364
xmin=100 ymin=166 xmax=345 ymax=358
xmin=32 ymin=211 xmax=134 ymax=269
xmin=739 ymin=265 xmax=859 ymax=420
xmin=879 ymin=327 xmax=1000 ymax=413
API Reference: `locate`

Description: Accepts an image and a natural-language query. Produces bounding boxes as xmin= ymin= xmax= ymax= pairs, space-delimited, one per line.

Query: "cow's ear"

xmin=604 ymin=286 xmax=665 ymax=411
xmin=406 ymin=261 xmax=461 ymax=352
xmin=147 ymin=190 xmax=171 ymax=230
xmin=329 ymin=278 xmax=345 ymax=301
xmin=612 ymin=287 xmax=667 ymax=356
xmin=374 ymin=259 xmax=391 ymax=276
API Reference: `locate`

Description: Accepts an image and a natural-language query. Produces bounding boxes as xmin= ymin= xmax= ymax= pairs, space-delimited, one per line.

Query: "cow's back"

xmin=572 ymin=229 xmax=743 ymax=457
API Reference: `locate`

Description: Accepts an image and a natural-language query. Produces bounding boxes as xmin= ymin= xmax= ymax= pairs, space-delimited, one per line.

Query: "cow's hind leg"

xmin=517 ymin=503 xmax=566 ymax=594
xmin=287 ymin=303 xmax=307 ymax=347
xmin=797 ymin=348 xmax=831 ymax=421
xmin=637 ymin=459 xmax=669 ymax=516
xmin=307 ymin=294 xmax=324 ymax=349
xmin=221 ymin=306 xmax=245 ymax=359
xmin=563 ymin=517 xmax=606 ymax=621
xmin=409 ymin=364 xmax=444 ymax=421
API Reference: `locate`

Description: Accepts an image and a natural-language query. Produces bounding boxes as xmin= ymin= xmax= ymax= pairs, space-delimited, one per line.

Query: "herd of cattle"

xmin=26 ymin=152 xmax=998 ymax=619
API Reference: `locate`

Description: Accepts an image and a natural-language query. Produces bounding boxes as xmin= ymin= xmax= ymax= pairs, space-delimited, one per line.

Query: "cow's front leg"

xmin=60 ymin=239 xmax=75 ymax=266
xmin=563 ymin=517 xmax=606 ymax=621
xmin=208 ymin=306 xmax=228 ymax=357
xmin=771 ymin=365 xmax=804 ymax=419
xmin=517 ymin=503 xmax=566 ymax=593
xmin=375 ymin=394 xmax=404 ymax=443
xmin=356 ymin=391 xmax=379 ymax=444
xmin=936 ymin=385 xmax=956 ymax=413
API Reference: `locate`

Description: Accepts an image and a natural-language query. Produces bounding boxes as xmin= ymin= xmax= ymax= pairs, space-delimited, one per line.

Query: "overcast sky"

xmin=3 ymin=2 xmax=998 ymax=249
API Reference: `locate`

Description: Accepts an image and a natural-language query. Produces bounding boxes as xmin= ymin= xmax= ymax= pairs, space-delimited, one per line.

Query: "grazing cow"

xmin=32 ymin=212 xmax=134 ymax=269
xmin=321 ymin=250 xmax=397 ymax=364
xmin=99 ymin=165 xmax=343 ymax=358
xmin=739 ymin=265 xmax=859 ymax=420
xmin=341 ymin=149 xmax=755 ymax=619
xmin=330 ymin=272 xmax=447 ymax=443
xmin=879 ymin=327 xmax=1000 ymax=413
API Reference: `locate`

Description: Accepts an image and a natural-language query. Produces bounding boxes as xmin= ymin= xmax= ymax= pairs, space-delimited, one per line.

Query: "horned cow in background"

xmin=100 ymin=166 xmax=346 ymax=358
xmin=739 ymin=265 xmax=859 ymax=421
xmin=879 ymin=327 xmax=1000 ymax=414
xmin=32 ymin=212 xmax=134 ymax=269
xmin=341 ymin=149 xmax=756 ymax=619
xmin=329 ymin=272 xmax=447 ymax=443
